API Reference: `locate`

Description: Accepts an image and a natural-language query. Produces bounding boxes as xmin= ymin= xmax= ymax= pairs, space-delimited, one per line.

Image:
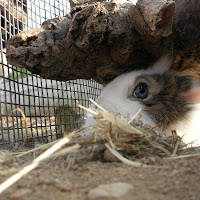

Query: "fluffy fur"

xmin=85 ymin=57 xmax=200 ymax=146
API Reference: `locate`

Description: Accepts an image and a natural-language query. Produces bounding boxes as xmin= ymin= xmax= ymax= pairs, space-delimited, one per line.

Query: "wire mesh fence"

xmin=0 ymin=0 xmax=103 ymax=149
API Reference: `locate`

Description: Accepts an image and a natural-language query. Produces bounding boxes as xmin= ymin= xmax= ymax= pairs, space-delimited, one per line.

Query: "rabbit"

xmin=84 ymin=57 xmax=200 ymax=146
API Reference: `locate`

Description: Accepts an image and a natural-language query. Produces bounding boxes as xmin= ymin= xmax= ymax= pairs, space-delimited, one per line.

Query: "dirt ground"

xmin=0 ymin=147 xmax=200 ymax=200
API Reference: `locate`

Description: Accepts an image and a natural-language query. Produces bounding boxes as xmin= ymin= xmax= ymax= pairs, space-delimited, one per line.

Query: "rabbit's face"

xmin=96 ymin=69 xmax=194 ymax=129
xmin=95 ymin=70 xmax=157 ymax=126
xmin=127 ymin=71 xmax=193 ymax=128
xmin=86 ymin=57 xmax=200 ymax=130
xmin=85 ymin=57 xmax=200 ymax=145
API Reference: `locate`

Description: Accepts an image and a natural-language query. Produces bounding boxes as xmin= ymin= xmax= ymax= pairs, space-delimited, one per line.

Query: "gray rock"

xmin=87 ymin=182 xmax=134 ymax=200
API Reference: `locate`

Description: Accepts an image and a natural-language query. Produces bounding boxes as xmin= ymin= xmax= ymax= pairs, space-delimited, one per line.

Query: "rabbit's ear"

xmin=148 ymin=55 xmax=173 ymax=75
xmin=181 ymin=84 xmax=200 ymax=103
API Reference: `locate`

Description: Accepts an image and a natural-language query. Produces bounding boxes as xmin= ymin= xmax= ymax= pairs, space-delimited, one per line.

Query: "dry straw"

xmin=0 ymin=99 xmax=200 ymax=193
xmin=0 ymin=136 xmax=79 ymax=193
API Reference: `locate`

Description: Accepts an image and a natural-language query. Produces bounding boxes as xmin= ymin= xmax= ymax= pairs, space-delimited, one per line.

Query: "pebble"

xmin=57 ymin=182 xmax=72 ymax=192
xmin=103 ymin=149 xmax=120 ymax=162
xmin=87 ymin=182 xmax=134 ymax=200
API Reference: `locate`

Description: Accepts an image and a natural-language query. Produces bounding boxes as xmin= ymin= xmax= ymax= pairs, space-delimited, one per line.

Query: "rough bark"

xmin=6 ymin=0 xmax=200 ymax=84
xmin=172 ymin=0 xmax=200 ymax=80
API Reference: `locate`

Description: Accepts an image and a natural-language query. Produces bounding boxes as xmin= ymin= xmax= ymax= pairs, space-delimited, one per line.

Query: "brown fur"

xmin=128 ymin=71 xmax=194 ymax=128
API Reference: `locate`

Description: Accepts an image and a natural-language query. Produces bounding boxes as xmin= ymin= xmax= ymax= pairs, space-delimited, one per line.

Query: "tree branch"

xmin=6 ymin=0 xmax=200 ymax=84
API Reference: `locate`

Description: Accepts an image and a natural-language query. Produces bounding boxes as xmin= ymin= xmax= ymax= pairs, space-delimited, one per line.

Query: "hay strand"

xmin=0 ymin=136 xmax=71 ymax=194
xmin=9 ymin=108 xmax=29 ymax=148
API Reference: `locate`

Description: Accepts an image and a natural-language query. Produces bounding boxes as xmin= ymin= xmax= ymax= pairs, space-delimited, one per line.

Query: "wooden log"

xmin=6 ymin=0 xmax=200 ymax=84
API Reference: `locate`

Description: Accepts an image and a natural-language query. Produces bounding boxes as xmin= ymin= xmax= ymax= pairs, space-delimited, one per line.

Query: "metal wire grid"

xmin=0 ymin=0 xmax=103 ymax=148
xmin=27 ymin=0 xmax=70 ymax=29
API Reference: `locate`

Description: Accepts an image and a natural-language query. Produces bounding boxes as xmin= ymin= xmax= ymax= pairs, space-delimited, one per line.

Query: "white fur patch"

xmin=84 ymin=69 xmax=156 ymax=127
xmin=167 ymin=104 xmax=200 ymax=146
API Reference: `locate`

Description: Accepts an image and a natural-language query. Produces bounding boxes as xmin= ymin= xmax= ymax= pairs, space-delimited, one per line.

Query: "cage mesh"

xmin=0 ymin=0 xmax=103 ymax=149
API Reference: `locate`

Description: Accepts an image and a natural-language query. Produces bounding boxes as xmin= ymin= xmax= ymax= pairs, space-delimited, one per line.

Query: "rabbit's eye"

xmin=134 ymin=84 xmax=148 ymax=99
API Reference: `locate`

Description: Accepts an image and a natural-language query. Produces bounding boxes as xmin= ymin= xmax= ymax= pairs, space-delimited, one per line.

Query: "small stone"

xmin=87 ymin=182 xmax=134 ymax=200
xmin=57 ymin=182 xmax=72 ymax=192
xmin=103 ymin=149 xmax=120 ymax=162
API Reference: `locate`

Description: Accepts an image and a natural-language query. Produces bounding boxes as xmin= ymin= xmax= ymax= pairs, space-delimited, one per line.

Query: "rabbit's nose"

xmin=181 ymin=87 xmax=200 ymax=102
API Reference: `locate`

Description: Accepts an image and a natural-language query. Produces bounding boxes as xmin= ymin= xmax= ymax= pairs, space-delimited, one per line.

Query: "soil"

xmin=0 ymin=147 xmax=200 ymax=200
